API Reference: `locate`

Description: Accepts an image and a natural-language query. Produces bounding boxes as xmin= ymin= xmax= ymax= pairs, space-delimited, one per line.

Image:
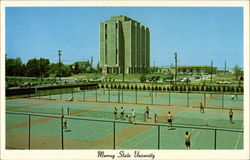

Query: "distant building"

xmin=177 ymin=66 xmax=217 ymax=74
xmin=158 ymin=65 xmax=217 ymax=74
xmin=100 ymin=15 xmax=150 ymax=74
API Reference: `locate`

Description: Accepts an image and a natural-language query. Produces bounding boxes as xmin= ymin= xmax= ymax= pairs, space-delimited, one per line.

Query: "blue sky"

xmin=6 ymin=7 xmax=243 ymax=69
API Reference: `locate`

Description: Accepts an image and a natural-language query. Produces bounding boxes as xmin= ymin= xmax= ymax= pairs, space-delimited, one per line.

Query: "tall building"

xmin=100 ymin=15 xmax=150 ymax=74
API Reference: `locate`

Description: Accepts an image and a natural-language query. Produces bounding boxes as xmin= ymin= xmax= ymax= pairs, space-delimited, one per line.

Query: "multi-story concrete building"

xmin=100 ymin=15 xmax=150 ymax=74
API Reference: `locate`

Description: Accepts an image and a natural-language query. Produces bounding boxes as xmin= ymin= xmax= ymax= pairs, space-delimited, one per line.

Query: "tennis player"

xmin=167 ymin=111 xmax=173 ymax=127
xmin=131 ymin=109 xmax=136 ymax=122
xmin=145 ymin=106 xmax=150 ymax=119
xmin=154 ymin=113 xmax=158 ymax=123
xmin=120 ymin=106 xmax=124 ymax=120
xmin=229 ymin=109 xmax=233 ymax=123
xmin=200 ymin=102 xmax=205 ymax=113
xmin=185 ymin=131 xmax=192 ymax=149
xmin=126 ymin=114 xmax=132 ymax=123
xmin=63 ymin=119 xmax=67 ymax=131
xmin=113 ymin=107 xmax=118 ymax=119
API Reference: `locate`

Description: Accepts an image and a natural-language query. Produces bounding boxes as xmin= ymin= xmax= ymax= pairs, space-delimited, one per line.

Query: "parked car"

xmin=216 ymin=81 xmax=230 ymax=84
xmin=162 ymin=77 xmax=173 ymax=82
xmin=181 ymin=77 xmax=191 ymax=83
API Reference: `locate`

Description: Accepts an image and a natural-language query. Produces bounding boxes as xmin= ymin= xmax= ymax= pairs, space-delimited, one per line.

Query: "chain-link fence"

xmin=6 ymin=111 xmax=243 ymax=150
xmin=32 ymin=88 xmax=243 ymax=110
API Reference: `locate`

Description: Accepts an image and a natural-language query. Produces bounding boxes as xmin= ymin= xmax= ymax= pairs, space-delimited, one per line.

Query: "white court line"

xmin=234 ymin=124 xmax=243 ymax=149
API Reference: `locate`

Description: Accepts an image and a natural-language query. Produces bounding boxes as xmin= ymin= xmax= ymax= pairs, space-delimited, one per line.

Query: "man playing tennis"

xmin=200 ymin=102 xmax=205 ymax=113
xmin=229 ymin=109 xmax=233 ymax=123
xmin=120 ymin=106 xmax=125 ymax=120
xmin=145 ymin=106 xmax=150 ymax=119
xmin=185 ymin=131 xmax=192 ymax=149
xmin=167 ymin=111 xmax=173 ymax=127
xmin=113 ymin=107 xmax=118 ymax=119
xmin=131 ymin=109 xmax=136 ymax=122
xmin=63 ymin=119 xmax=67 ymax=131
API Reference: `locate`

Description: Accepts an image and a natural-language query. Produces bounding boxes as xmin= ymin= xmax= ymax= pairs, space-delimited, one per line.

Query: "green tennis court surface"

xmin=34 ymin=89 xmax=243 ymax=110
xmin=6 ymin=94 xmax=243 ymax=149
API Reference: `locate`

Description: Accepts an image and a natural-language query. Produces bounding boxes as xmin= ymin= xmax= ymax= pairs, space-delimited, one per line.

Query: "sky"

xmin=6 ymin=7 xmax=243 ymax=70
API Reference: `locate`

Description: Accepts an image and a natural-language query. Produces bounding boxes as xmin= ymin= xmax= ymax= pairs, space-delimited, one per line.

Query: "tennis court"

xmin=34 ymin=89 xmax=243 ymax=110
xmin=6 ymin=90 xmax=244 ymax=149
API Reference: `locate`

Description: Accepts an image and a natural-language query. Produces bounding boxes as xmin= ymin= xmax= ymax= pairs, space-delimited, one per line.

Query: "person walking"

xmin=200 ymin=102 xmax=205 ymax=113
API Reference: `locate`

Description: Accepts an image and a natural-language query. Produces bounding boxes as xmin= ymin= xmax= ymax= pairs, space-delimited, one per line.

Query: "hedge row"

xmin=99 ymin=83 xmax=243 ymax=93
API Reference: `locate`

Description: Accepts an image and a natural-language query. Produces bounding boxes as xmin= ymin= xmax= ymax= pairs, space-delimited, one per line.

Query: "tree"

xmin=6 ymin=57 xmax=25 ymax=76
xmin=71 ymin=62 xmax=81 ymax=74
xmin=232 ymin=65 xmax=243 ymax=81
xmin=39 ymin=58 xmax=50 ymax=78
xmin=26 ymin=58 xmax=40 ymax=77
xmin=49 ymin=63 xmax=72 ymax=77
xmin=25 ymin=58 xmax=50 ymax=77
xmin=139 ymin=74 xmax=147 ymax=83
xmin=96 ymin=62 xmax=102 ymax=73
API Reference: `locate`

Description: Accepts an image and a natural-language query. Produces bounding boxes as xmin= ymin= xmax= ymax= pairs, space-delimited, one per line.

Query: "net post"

xmin=214 ymin=129 xmax=217 ymax=149
xmin=113 ymin=121 xmax=116 ymax=150
xmin=28 ymin=114 xmax=31 ymax=149
xmin=158 ymin=125 xmax=160 ymax=149
xmin=61 ymin=116 xmax=64 ymax=150
xmin=222 ymin=91 xmax=224 ymax=109
xmin=60 ymin=88 xmax=62 ymax=100
xmin=118 ymin=89 xmax=120 ymax=103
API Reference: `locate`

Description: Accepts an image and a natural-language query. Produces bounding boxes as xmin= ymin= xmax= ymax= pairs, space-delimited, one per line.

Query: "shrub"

xmin=147 ymin=86 xmax=151 ymax=90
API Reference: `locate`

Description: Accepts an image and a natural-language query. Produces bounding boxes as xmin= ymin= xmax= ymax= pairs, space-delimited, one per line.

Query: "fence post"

xmin=222 ymin=92 xmax=224 ymax=109
xmin=214 ymin=129 xmax=217 ymax=149
xmin=61 ymin=116 xmax=64 ymax=150
xmin=169 ymin=91 xmax=171 ymax=106
xmin=151 ymin=90 xmax=153 ymax=105
xmin=113 ymin=121 xmax=115 ymax=150
xmin=49 ymin=89 xmax=51 ymax=100
xmin=118 ymin=89 xmax=120 ymax=103
xmin=96 ymin=88 xmax=97 ymax=102
xmin=28 ymin=114 xmax=31 ymax=149
xmin=158 ymin=125 xmax=160 ymax=149
xmin=60 ymin=89 xmax=62 ymax=100
xmin=122 ymin=89 xmax=124 ymax=103
xmin=108 ymin=89 xmax=110 ymax=102
xmin=135 ymin=89 xmax=138 ymax=104
xmin=204 ymin=92 xmax=206 ymax=108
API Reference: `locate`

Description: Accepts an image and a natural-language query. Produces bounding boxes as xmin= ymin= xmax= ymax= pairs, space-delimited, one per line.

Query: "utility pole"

xmin=91 ymin=56 xmax=93 ymax=68
xmin=40 ymin=57 xmax=42 ymax=81
xmin=58 ymin=50 xmax=62 ymax=82
xmin=210 ymin=61 xmax=213 ymax=83
xmin=174 ymin=52 xmax=177 ymax=85
xmin=224 ymin=60 xmax=227 ymax=75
